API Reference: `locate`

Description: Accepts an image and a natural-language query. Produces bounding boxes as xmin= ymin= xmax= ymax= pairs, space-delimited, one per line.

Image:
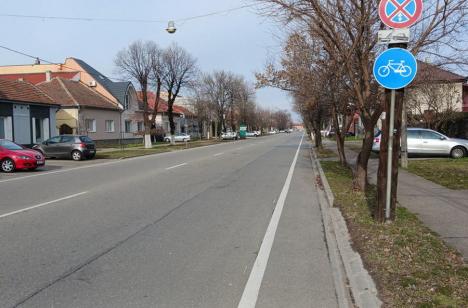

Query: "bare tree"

xmin=161 ymin=43 xmax=198 ymax=145
xmin=197 ymin=70 xmax=237 ymax=137
xmin=115 ymin=40 xmax=160 ymax=148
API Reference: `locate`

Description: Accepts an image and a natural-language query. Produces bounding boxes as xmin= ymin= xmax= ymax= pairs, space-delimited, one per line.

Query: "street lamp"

xmin=166 ymin=21 xmax=177 ymax=34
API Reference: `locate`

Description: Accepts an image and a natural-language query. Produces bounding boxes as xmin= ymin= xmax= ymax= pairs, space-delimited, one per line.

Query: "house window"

xmin=137 ymin=121 xmax=144 ymax=132
xmin=124 ymin=93 xmax=129 ymax=110
xmin=85 ymin=119 xmax=96 ymax=133
xmin=125 ymin=120 xmax=132 ymax=133
xmin=105 ymin=120 xmax=115 ymax=132
xmin=31 ymin=117 xmax=49 ymax=144
xmin=0 ymin=117 xmax=5 ymax=139
xmin=35 ymin=117 xmax=43 ymax=141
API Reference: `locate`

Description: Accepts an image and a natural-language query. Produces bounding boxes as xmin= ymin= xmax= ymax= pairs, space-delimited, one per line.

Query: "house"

xmin=406 ymin=62 xmax=467 ymax=114
xmin=137 ymin=91 xmax=199 ymax=136
xmin=0 ymin=79 xmax=60 ymax=145
xmin=37 ymin=78 xmax=121 ymax=141
xmin=0 ymin=58 xmax=144 ymax=141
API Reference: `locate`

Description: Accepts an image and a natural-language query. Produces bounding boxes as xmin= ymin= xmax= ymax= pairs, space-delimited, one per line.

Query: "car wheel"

xmin=1 ymin=158 xmax=15 ymax=173
xmin=450 ymin=146 xmax=466 ymax=159
xmin=71 ymin=150 xmax=83 ymax=161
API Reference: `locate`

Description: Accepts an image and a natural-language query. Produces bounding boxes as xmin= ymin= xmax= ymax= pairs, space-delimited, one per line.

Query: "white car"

xmin=164 ymin=133 xmax=191 ymax=142
xmin=246 ymin=131 xmax=260 ymax=137
xmin=221 ymin=132 xmax=238 ymax=140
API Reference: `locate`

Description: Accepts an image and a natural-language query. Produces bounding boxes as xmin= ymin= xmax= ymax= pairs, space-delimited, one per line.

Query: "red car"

xmin=0 ymin=139 xmax=45 ymax=173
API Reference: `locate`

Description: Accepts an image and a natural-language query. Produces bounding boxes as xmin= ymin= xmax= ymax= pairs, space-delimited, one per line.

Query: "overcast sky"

xmin=0 ymin=0 xmax=299 ymax=120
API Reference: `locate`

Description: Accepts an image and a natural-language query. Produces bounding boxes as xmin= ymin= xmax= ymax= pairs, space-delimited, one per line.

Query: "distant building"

xmin=137 ymin=91 xmax=199 ymax=136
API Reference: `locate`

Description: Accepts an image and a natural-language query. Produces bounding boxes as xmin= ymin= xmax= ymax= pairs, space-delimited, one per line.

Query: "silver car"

xmin=164 ymin=133 xmax=191 ymax=142
xmin=372 ymin=128 xmax=468 ymax=158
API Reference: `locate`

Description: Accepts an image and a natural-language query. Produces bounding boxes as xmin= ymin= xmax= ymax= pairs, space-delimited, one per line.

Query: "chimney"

xmin=46 ymin=71 xmax=52 ymax=82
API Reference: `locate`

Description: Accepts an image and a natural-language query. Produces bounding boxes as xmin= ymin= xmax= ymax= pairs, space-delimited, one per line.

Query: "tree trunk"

xmin=376 ymin=89 xmax=404 ymax=222
xmin=400 ymin=99 xmax=408 ymax=168
xmin=168 ymin=104 xmax=176 ymax=145
xmin=332 ymin=105 xmax=347 ymax=166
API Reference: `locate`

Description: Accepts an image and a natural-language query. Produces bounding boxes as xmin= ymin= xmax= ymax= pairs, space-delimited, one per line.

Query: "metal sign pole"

xmin=385 ymin=89 xmax=396 ymax=220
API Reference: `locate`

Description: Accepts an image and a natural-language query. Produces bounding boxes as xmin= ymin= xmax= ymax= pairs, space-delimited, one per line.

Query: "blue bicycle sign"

xmin=377 ymin=60 xmax=412 ymax=77
xmin=373 ymin=48 xmax=417 ymax=89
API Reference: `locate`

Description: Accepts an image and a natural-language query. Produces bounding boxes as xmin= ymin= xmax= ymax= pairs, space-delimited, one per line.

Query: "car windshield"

xmin=0 ymin=140 xmax=23 ymax=150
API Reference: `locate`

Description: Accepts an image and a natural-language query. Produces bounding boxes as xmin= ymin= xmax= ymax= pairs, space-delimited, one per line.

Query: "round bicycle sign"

xmin=373 ymin=48 xmax=417 ymax=89
xmin=379 ymin=0 xmax=423 ymax=29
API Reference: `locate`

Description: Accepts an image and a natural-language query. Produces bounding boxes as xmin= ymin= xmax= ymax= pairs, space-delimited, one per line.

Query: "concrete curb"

xmin=309 ymin=147 xmax=382 ymax=308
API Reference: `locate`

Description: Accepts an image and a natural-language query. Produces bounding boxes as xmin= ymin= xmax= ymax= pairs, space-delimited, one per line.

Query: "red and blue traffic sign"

xmin=379 ymin=0 xmax=423 ymax=29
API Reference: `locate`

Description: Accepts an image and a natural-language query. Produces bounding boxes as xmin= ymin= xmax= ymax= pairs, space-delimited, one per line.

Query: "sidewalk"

xmin=323 ymin=139 xmax=468 ymax=262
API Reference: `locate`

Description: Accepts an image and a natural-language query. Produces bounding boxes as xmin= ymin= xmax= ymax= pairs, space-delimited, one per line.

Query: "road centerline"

xmin=165 ymin=163 xmax=187 ymax=170
xmin=0 ymin=191 xmax=88 ymax=219
xmin=213 ymin=152 xmax=224 ymax=157
xmin=238 ymin=134 xmax=304 ymax=308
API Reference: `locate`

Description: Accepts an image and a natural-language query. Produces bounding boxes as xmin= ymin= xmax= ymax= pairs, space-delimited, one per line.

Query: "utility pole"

xmin=374 ymin=0 xmax=422 ymax=222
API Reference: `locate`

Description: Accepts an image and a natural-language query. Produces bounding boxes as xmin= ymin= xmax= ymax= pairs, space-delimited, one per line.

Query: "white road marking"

xmin=238 ymin=134 xmax=304 ymax=308
xmin=213 ymin=152 xmax=224 ymax=157
xmin=165 ymin=163 xmax=187 ymax=170
xmin=0 ymin=191 xmax=88 ymax=219
xmin=0 ymin=161 xmax=118 ymax=184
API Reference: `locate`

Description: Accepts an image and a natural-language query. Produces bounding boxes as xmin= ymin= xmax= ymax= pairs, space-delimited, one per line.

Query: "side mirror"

xmin=440 ymin=136 xmax=446 ymax=140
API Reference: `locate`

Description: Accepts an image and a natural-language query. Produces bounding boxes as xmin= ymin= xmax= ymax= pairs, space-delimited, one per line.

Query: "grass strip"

xmin=407 ymin=158 xmax=468 ymax=190
xmin=96 ymin=140 xmax=220 ymax=159
xmin=321 ymin=160 xmax=468 ymax=307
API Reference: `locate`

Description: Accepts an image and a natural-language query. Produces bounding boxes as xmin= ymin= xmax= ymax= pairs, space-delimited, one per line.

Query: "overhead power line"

xmin=0 ymin=4 xmax=258 ymax=24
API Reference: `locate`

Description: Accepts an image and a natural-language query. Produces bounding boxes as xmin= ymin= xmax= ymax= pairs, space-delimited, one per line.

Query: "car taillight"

xmin=76 ymin=143 xmax=86 ymax=148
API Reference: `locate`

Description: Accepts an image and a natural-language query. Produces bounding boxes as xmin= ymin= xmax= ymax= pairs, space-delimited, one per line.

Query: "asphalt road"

xmin=0 ymin=133 xmax=339 ymax=308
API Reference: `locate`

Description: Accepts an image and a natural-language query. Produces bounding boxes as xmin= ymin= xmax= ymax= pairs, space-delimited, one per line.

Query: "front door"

xmin=60 ymin=124 xmax=73 ymax=135
xmin=43 ymin=136 xmax=62 ymax=156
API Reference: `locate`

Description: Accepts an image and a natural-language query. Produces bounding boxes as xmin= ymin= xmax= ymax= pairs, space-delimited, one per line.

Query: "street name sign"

xmin=377 ymin=28 xmax=410 ymax=44
xmin=379 ymin=0 xmax=423 ymax=29
xmin=373 ymin=48 xmax=417 ymax=90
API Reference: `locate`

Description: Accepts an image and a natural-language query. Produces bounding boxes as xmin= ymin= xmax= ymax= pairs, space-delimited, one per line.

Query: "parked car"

xmin=33 ymin=135 xmax=96 ymax=161
xmin=164 ymin=133 xmax=191 ymax=142
xmin=0 ymin=139 xmax=45 ymax=172
xmin=246 ymin=131 xmax=260 ymax=137
xmin=221 ymin=131 xmax=238 ymax=140
xmin=372 ymin=128 xmax=468 ymax=158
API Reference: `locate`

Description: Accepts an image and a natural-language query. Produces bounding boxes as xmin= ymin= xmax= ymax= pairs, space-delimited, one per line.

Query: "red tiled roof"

xmin=0 ymin=72 xmax=80 ymax=85
xmin=415 ymin=61 xmax=467 ymax=83
xmin=37 ymin=78 xmax=120 ymax=110
xmin=137 ymin=91 xmax=193 ymax=116
xmin=0 ymin=78 xmax=58 ymax=105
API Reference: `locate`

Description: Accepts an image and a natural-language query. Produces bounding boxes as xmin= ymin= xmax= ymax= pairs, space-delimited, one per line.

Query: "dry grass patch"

xmin=407 ymin=158 xmax=468 ymax=190
xmin=321 ymin=161 xmax=468 ymax=307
